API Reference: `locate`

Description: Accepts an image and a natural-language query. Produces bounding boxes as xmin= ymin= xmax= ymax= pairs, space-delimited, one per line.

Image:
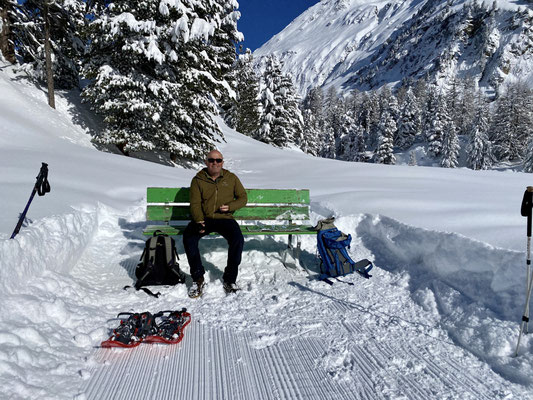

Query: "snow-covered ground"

xmin=2 ymin=63 xmax=533 ymax=399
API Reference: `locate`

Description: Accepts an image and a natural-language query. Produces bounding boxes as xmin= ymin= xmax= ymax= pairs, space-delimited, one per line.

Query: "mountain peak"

xmin=255 ymin=0 xmax=532 ymax=96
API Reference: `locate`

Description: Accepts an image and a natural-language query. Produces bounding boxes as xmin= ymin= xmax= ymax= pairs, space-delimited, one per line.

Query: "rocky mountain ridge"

xmin=254 ymin=0 xmax=533 ymax=96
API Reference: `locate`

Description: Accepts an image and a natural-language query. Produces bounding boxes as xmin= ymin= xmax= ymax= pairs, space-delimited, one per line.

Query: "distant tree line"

xmin=226 ymin=53 xmax=533 ymax=172
xmin=2 ymin=0 xmax=533 ymax=171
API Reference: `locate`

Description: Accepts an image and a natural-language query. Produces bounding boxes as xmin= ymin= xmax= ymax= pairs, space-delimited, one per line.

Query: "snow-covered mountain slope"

xmin=2 ymin=64 xmax=533 ymax=399
xmin=255 ymin=0 xmax=533 ymax=96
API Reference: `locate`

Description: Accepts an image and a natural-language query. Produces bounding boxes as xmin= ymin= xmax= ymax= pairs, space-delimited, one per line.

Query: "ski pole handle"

xmin=10 ymin=162 xmax=50 ymax=239
xmin=521 ymin=187 xmax=533 ymax=238
xmin=36 ymin=162 xmax=50 ymax=196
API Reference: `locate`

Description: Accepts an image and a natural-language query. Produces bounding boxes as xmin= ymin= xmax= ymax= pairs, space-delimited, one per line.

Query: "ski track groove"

xmin=84 ymin=324 xmax=371 ymax=400
xmin=324 ymin=291 xmax=501 ymax=400
xmin=341 ymin=314 xmax=498 ymax=400
xmin=75 ymin=218 xmax=532 ymax=399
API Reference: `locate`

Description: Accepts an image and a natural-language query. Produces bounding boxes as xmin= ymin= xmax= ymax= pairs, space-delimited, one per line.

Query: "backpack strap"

xmin=130 ymin=236 xmax=162 ymax=297
xmin=148 ymin=235 xmax=159 ymax=263
xmin=163 ymin=236 xmax=173 ymax=266
xmin=135 ymin=235 xmax=158 ymax=285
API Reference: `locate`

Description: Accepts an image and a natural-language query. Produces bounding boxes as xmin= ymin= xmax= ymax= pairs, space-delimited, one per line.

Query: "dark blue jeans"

xmin=183 ymin=219 xmax=244 ymax=284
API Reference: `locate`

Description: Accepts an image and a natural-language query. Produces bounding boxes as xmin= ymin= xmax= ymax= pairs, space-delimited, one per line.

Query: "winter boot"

xmin=223 ymin=281 xmax=241 ymax=294
xmin=188 ymin=277 xmax=205 ymax=298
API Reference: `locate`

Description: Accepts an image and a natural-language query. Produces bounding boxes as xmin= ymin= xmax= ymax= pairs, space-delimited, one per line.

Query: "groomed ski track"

xmin=75 ymin=209 xmax=530 ymax=400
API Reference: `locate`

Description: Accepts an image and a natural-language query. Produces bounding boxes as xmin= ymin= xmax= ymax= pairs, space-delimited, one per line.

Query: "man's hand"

xmin=219 ymin=205 xmax=230 ymax=213
xmin=197 ymin=221 xmax=205 ymax=234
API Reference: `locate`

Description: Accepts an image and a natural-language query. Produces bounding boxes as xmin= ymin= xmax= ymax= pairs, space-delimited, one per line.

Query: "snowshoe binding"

xmin=101 ymin=312 xmax=156 ymax=348
xmin=188 ymin=279 xmax=205 ymax=298
xmin=145 ymin=309 xmax=192 ymax=344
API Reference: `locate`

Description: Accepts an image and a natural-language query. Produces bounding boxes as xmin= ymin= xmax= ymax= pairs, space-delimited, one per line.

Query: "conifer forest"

xmin=1 ymin=0 xmax=533 ymax=171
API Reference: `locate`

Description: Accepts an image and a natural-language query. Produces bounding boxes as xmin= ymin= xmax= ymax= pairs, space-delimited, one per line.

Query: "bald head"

xmin=205 ymin=150 xmax=224 ymax=179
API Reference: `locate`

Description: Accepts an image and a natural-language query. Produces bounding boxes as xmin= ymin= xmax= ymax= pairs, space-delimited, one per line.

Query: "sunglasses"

xmin=207 ymin=158 xmax=223 ymax=163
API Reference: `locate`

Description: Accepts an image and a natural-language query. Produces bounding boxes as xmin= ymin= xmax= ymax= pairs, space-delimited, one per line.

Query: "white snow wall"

xmin=354 ymin=214 xmax=526 ymax=320
xmin=0 ymin=206 xmax=99 ymax=292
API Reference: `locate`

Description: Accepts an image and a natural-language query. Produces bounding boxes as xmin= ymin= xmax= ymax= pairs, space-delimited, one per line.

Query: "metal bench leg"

xmin=281 ymin=234 xmax=298 ymax=271
xmin=294 ymin=236 xmax=312 ymax=275
xmin=281 ymin=234 xmax=293 ymax=270
xmin=281 ymin=235 xmax=310 ymax=275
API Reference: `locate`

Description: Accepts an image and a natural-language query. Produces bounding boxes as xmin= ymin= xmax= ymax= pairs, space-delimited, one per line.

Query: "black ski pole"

xmin=515 ymin=186 xmax=533 ymax=356
xmin=10 ymin=163 xmax=51 ymax=239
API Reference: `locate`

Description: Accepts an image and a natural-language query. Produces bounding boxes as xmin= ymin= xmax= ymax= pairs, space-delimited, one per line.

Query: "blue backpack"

xmin=316 ymin=218 xmax=373 ymax=281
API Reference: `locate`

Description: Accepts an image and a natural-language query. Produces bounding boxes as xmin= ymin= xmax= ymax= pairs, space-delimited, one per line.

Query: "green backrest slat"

xmin=147 ymin=206 xmax=190 ymax=221
xmin=147 ymin=187 xmax=191 ymax=203
xmin=246 ymin=189 xmax=309 ymax=204
xmin=147 ymin=188 xmax=310 ymax=204
xmin=235 ymin=206 xmax=309 ymax=220
xmin=147 ymin=205 xmax=309 ymax=221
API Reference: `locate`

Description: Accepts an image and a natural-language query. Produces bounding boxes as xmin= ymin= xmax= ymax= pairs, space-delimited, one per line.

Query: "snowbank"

xmin=355 ymin=213 xmax=524 ymax=319
xmin=0 ymin=206 xmax=98 ymax=292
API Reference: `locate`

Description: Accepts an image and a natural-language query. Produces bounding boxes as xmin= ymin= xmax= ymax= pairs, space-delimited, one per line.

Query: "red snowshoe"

xmin=144 ymin=309 xmax=192 ymax=344
xmin=101 ymin=312 xmax=156 ymax=348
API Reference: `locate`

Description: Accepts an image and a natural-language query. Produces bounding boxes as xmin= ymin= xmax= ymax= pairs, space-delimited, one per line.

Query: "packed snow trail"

xmin=70 ymin=208 xmax=532 ymax=400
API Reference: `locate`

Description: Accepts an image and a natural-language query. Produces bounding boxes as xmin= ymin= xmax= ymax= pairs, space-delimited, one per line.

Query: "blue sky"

xmin=237 ymin=0 xmax=320 ymax=52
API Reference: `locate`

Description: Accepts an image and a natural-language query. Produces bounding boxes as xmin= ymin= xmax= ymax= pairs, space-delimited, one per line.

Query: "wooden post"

xmin=0 ymin=1 xmax=16 ymax=63
xmin=43 ymin=1 xmax=55 ymax=109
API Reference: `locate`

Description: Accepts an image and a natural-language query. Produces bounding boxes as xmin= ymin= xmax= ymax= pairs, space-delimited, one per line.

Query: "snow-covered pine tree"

xmin=456 ymin=76 xmax=478 ymax=136
xmin=301 ymin=108 xmax=320 ymax=156
xmin=302 ymin=86 xmax=325 ymax=131
xmin=374 ymin=109 xmax=396 ymax=165
xmin=210 ymin=0 xmax=242 ymax=122
xmin=339 ymin=111 xmax=365 ymax=161
xmin=511 ymin=83 xmax=533 ymax=158
xmin=209 ymin=0 xmax=242 ymax=85
xmin=359 ymin=90 xmax=381 ymax=150
xmin=276 ymin=69 xmax=304 ymax=147
xmin=225 ymin=49 xmax=260 ymax=136
xmin=523 ymin=136 xmax=533 ymax=173
xmin=256 ymin=63 xmax=276 ymax=146
xmin=323 ymin=86 xmax=343 ymax=154
xmin=256 ymin=55 xmax=303 ymax=148
xmin=489 ymin=91 xmax=515 ymax=162
xmin=396 ymin=87 xmax=420 ymax=149
xmin=10 ymin=0 xmax=86 ymax=89
xmin=413 ymin=77 xmax=429 ymax=131
xmin=83 ymin=0 xmax=238 ymax=160
xmin=426 ymin=88 xmax=446 ymax=158
xmin=440 ymin=119 xmax=459 ymax=168
xmin=489 ymin=82 xmax=532 ymax=162
xmin=445 ymin=77 xmax=461 ymax=131
xmin=301 ymin=86 xmax=324 ymax=155
xmin=467 ymin=96 xmax=494 ymax=170
xmin=319 ymin=125 xmax=336 ymax=159
xmin=379 ymin=86 xmax=400 ymax=124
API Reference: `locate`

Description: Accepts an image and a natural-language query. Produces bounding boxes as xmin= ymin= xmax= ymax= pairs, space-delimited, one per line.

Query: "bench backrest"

xmin=146 ymin=187 xmax=310 ymax=222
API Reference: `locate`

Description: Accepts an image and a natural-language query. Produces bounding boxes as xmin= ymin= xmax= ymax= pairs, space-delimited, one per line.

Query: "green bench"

xmin=143 ymin=187 xmax=315 ymax=268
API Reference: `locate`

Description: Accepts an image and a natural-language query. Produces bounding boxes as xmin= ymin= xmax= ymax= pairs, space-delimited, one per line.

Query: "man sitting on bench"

xmin=183 ymin=150 xmax=248 ymax=298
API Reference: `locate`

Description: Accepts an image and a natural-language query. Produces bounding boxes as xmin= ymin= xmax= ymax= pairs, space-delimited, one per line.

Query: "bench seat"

xmin=144 ymin=223 xmax=316 ymax=236
xmin=143 ymin=187 xmax=315 ymax=237
xmin=143 ymin=187 xmax=314 ymax=271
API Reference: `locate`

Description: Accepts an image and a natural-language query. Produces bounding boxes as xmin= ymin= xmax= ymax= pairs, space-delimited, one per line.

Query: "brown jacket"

xmin=189 ymin=168 xmax=248 ymax=222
